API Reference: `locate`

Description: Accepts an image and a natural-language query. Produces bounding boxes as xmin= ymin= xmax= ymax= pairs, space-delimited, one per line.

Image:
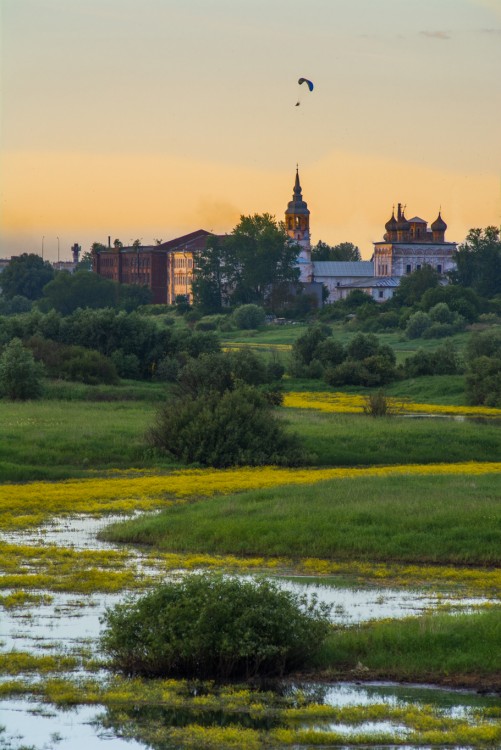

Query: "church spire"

xmin=285 ymin=166 xmax=312 ymax=282
xmin=293 ymin=166 xmax=302 ymax=200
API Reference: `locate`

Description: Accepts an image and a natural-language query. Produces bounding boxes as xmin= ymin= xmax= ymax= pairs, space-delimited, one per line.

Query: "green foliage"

xmin=39 ymin=270 xmax=118 ymax=314
xmin=291 ymin=329 xmax=397 ymax=386
xmin=0 ymin=338 xmax=43 ymax=400
xmin=231 ymin=304 xmax=266 ymax=330
xmin=465 ymin=328 xmax=501 ymax=406
xmin=191 ymin=235 xmax=226 ymax=313
xmin=0 ymin=253 xmax=55 ymax=300
xmin=420 ymin=284 xmax=482 ymax=322
xmin=311 ymin=240 xmax=361 ymax=261
xmin=405 ymin=311 xmax=432 ymax=339
xmin=148 ymin=384 xmax=305 ymax=467
xmin=451 ymin=226 xmax=501 ymax=297
xmin=0 ymin=295 xmax=32 ymax=315
xmin=403 ymin=342 xmax=462 ymax=378
xmin=289 ymin=324 xmax=332 ymax=375
xmin=101 ymin=574 xmax=331 ymax=679
xmin=393 ymin=266 xmax=441 ymax=307
xmin=26 ymin=336 xmax=119 ymax=385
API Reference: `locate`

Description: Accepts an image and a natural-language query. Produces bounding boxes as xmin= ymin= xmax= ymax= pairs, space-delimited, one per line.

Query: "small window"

xmin=437 ymin=264 xmax=442 ymax=274
xmin=406 ymin=264 xmax=411 ymax=274
xmin=416 ymin=264 xmax=421 ymax=271
xmin=378 ymin=291 xmax=384 ymax=299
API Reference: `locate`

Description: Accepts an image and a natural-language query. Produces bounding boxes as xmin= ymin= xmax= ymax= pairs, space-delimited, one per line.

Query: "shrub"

xmin=111 ymin=350 xmax=141 ymax=380
xmin=421 ymin=322 xmax=456 ymax=339
xmin=405 ymin=311 xmax=432 ymax=339
xmin=26 ymin=336 xmax=119 ymax=385
xmin=403 ymin=342 xmax=462 ymax=378
xmin=466 ymin=356 xmax=501 ymax=407
xmin=155 ymin=355 xmax=179 ymax=382
xmin=232 ymin=304 xmax=266 ymax=330
xmin=101 ymin=574 xmax=331 ymax=679
xmin=362 ymin=390 xmax=398 ymax=417
xmin=0 ymin=338 xmax=43 ymax=400
xmin=465 ymin=329 xmax=501 ymax=406
xmin=147 ymin=385 xmax=306 ymax=467
xmin=429 ymin=302 xmax=454 ymax=324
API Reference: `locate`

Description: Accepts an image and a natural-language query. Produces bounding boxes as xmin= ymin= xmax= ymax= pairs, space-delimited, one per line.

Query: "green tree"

xmin=0 ymin=338 xmax=43 ymax=400
xmin=392 ymin=266 xmax=441 ymax=307
xmin=450 ymin=226 xmax=501 ymax=298
xmin=312 ymin=240 xmax=362 ymax=262
xmin=0 ymin=254 xmax=55 ymax=300
xmin=225 ymin=214 xmax=300 ymax=305
xmin=191 ymin=235 xmax=226 ymax=313
xmin=39 ymin=270 xmax=117 ymax=314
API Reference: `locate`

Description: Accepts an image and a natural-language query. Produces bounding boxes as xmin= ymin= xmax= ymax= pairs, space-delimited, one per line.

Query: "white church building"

xmin=284 ymin=170 xmax=457 ymax=303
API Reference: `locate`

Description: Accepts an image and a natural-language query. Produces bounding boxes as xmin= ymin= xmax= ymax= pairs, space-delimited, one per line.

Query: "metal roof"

xmin=312 ymin=261 xmax=374 ymax=277
xmin=340 ymin=276 xmax=400 ymax=289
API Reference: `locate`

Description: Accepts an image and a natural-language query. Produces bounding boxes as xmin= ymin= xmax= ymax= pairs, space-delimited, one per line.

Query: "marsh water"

xmin=1 ymin=513 xmax=499 ymax=749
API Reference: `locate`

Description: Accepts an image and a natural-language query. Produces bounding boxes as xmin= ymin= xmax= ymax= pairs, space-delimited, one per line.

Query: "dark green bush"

xmin=0 ymin=338 xmax=43 ymax=400
xmin=101 ymin=575 xmax=331 ymax=679
xmin=403 ymin=342 xmax=462 ymax=378
xmin=147 ymin=385 xmax=305 ymax=467
xmin=465 ymin=329 xmax=501 ymax=406
xmin=232 ymin=304 xmax=266 ymax=330
xmin=26 ymin=336 xmax=119 ymax=385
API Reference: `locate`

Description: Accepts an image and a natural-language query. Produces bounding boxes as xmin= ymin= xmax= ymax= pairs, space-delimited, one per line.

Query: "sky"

xmin=1 ymin=0 xmax=501 ymax=261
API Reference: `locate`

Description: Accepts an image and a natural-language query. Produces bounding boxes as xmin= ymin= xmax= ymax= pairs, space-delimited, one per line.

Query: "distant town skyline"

xmin=1 ymin=0 xmax=500 ymax=261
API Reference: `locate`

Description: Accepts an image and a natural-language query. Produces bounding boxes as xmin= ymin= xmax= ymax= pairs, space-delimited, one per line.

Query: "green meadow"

xmin=101 ymin=472 xmax=501 ymax=566
xmin=1 ymin=392 xmax=500 ymax=481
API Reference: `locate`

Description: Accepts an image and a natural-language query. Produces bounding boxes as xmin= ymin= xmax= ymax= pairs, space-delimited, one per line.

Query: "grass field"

xmin=0 ymin=399 xmax=178 ymax=482
xmin=284 ymin=408 xmax=501 ymax=466
xmin=1 ymin=392 xmax=499 ymax=482
xmin=318 ymin=607 xmax=501 ymax=684
xmin=101 ymin=471 xmax=501 ymax=566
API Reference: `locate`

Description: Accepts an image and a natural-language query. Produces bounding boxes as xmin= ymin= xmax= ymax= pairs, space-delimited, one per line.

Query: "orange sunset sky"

xmin=1 ymin=0 xmax=501 ymax=261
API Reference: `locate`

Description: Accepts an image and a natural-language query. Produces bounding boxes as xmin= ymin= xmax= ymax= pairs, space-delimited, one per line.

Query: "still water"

xmin=1 ymin=513 xmax=499 ymax=749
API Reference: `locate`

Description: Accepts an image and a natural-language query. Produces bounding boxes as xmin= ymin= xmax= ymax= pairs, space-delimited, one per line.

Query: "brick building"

xmin=92 ymin=230 xmax=214 ymax=304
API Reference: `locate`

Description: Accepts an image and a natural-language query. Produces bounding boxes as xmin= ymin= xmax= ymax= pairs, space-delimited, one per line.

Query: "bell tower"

xmin=285 ymin=167 xmax=312 ymax=282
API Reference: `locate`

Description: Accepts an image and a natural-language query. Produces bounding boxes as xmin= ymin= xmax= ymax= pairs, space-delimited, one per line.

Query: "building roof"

xmin=373 ymin=241 xmax=456 ymax=249
xmin=157 ymin=229 xmax=212 ymax=251
xmin=312 ymin=261 xmax=374 ymax=277
xmin=340 ymin=276 xmax=400 ymax=289
xmin=407 ymin=216 xmax=427 ymax=224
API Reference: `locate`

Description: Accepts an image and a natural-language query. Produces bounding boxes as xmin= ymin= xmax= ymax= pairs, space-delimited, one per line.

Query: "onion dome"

xmin=385 ymin=211 xmax=398 ymax=233
xmin=397 ymin=210 xmax=410 ymax=232
xmin=431 ymin=211 xmax=447 ymax=232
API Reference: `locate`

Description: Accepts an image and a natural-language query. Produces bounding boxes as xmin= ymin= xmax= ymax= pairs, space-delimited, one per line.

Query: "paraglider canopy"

xmin=298 ymin=77 xmax=314 ymax=91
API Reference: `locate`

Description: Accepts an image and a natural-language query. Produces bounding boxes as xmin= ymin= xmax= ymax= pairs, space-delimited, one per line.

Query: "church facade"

xmin=92 ymin=169 xmax=456 ymax=306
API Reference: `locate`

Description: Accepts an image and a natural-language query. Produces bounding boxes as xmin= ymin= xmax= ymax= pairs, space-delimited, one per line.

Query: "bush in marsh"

xmin=147 ymin=385 xmax=305 ymax=467
xmin=101 ymin=574 xmax=331 ymax=679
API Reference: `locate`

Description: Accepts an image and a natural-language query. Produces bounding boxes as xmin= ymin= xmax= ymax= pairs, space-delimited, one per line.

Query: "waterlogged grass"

xmin=0 ymin=652 xmax=79 ymax=675
xmin=319 ymin=607 xmax=501 ymax=684
xmin=2 ymin=674 xmax=500 ymax=748
xmin=284 ymin=408 xmax=501 ymax=466
xmin=284 ymin=390 xmax=501 ymax=417
xmin=0 ymin=542 xmax=153 ymax=592
xmin=2 ymin=463 xmax=501 ymax=531
xmin=102 ymin=472 xmax=501 ymax=566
